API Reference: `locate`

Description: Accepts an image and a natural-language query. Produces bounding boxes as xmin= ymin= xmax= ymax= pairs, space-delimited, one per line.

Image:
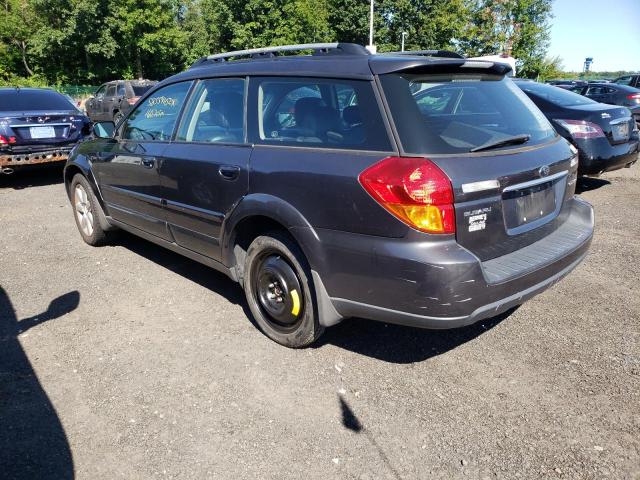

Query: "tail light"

xmin=555 ymin=119 xmax=605 ymax=139
xmin=127 ymin=96 xmax=140 ymax=105
xmin=358 ymin=156 xmax=455 ymax=234
xmin=0 ymin=135 xmax=16 ymax=145
xmin=626 ymin=93 xmax=640 ymax=103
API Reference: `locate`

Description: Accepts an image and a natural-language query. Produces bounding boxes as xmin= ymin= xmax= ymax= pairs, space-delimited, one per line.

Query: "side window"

xmin=176 ymin=78 xmax=245 ymax=144
xmin=121 ymin=81 xmax=192 ymax=141
xmin=106 ymin=85 xmax=116 ymax=97
xmin=616 ymin=76 xmax=632 ymax=86
xmin=269 ymin=85 xmax=321 ymax=129
xmin=117 ymin=83 xmax=126 ymax=96
xmin=95 ymin=85 xmax=107 ymax=99
xmin=255 ymin=77 xmax=391 ymax=151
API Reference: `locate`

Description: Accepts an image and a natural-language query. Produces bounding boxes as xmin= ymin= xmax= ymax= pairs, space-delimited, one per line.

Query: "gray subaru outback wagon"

xmin=64 ymin=43 xmax=594 ymax=347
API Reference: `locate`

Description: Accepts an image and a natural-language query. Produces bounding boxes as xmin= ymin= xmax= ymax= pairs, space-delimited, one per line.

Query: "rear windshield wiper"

xmin=470 ymin=134 xmax=531 ymax=153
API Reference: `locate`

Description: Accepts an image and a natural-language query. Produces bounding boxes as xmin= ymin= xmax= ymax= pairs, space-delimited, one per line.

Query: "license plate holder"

xmin=612 ymin=122 xmax=629 ymax=142
xmin=29 ymin=126 xmax=56 ymax=139
xmin=503 ymin=181 xmax=556 ymax=228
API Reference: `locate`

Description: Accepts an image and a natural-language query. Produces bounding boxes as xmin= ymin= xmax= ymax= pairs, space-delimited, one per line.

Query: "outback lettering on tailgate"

xmin=464 ymin=207 xmax=492 ymax=232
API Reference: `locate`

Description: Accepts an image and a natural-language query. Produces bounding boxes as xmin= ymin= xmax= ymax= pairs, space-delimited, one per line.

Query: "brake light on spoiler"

xmin=359 ymin=156 xmax=456 ymax=234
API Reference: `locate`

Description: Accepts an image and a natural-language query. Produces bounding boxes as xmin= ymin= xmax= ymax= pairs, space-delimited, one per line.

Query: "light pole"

xmin=401 ymin=32 xmax=408 ymax=52
xmin=367 ymin=0 xmax=376 ymax=53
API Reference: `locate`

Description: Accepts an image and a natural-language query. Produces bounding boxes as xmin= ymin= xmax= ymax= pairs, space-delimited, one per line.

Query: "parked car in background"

xmin=64 ymin=43 xmax=594 ymax=347
xmin=85 ymin=80 xmax=157 ymax=124
xmin=573 ymin=83 xmax=640 ymax=127
xmin=516 ymin=80 xmax=639 ymax=176
xmin=546 ymin=80 xmax=587 ymax=90
xmin=0 ymin=87 xmax=91 ymax=175
xmin=613 ymin=74 xmax=640 ymax=89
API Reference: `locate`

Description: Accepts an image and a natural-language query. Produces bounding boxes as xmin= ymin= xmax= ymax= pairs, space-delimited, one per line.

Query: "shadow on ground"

xmin=115 ymin=232 xmax=512 ymax=362
xmin=0 ymin=164 xmax=65 ymax=190
xmin=576 ymin=176 xmax=611 ymax=193
xmin=0 ymin=287 xmax=79 ymax=479
xmin=114 ymin=233 xmax=249 ymax=315
xmin=316 ymin=309 xmax=513 ymax=363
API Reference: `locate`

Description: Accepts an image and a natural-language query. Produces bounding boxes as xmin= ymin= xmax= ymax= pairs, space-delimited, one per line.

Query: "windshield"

xmin=380 ymin=74 xmax=556 ymax=155
xmin=517 ymin=81 xmax=596 ymax=107
xmin=0 ymin=89 xmax=78 ymax=112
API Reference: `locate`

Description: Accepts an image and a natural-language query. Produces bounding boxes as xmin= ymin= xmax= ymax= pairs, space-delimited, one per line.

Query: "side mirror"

xmin=92 ymin=121 xmax=115 ymax=138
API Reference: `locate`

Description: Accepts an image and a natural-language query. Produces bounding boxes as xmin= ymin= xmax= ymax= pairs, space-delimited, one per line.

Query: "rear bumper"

xmin=312 ymin=197 xmax=594 ymax=329
xmin=576 ymin=136 xmax=639 ymax=175
xmin=0 ymin=146 xmax=73 ymax=169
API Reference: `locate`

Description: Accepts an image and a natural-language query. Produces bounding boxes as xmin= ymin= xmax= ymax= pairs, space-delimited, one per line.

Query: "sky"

xmin=548 ymin=0 xmax=640 ymax=72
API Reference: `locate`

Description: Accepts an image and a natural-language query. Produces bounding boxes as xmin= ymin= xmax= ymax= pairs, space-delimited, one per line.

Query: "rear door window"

xmin=380 ymin=74 xmax=555 ymax=155
xmin=120 ymin=81 xmax=192 ymax=141
xmin=251 ymin=77 xmax=391 ymax=151
xmin=176 ymin=78 xmax=245 ymax=144
xmin=517 ymin=81 xmax=596 ymax=107
xmin=106 ymin=84 xmax=116 ymax=97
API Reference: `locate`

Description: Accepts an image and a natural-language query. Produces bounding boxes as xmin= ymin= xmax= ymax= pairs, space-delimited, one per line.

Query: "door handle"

xmin=141 ymin=156 xmax=156 ymax=168
xmin=219 ymin=165 xmax=240 ymax=180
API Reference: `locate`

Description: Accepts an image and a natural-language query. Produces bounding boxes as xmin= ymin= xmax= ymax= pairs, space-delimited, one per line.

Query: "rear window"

xmin=131 ymin=84 xmax=155 ymax=96
xmin=0 ymin=89 xmax=77 ymax=112
xmin=518 ymin=81 xmax=596 ymax=107
xmin=380 ymin=74 xmax=556 ymax=155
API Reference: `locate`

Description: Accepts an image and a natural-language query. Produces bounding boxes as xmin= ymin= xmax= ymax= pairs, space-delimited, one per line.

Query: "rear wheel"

xmin=243 ymin=233 xmax=324 ymax=347
xmin=70 ymin=174 xmax=110 ymax=246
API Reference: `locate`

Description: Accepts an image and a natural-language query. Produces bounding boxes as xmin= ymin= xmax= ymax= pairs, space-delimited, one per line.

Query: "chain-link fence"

xmin=54 ymin=85 xmax=98 ymax=111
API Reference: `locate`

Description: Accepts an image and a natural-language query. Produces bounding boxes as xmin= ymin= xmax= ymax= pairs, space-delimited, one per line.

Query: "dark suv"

xmin=85 ymin=80 xmax=157 ymax=124
xmin=64 ymin=43 xmax=594 ymax=347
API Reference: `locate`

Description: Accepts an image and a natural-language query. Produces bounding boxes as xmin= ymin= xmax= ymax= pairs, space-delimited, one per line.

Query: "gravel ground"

xmin=1 ymin=164 xmax=639 ymax=480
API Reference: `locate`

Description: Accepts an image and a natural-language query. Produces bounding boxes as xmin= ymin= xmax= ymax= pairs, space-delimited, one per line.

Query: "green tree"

xmin=461 ymin=0 xmax=554 ymax=77
xmin=0 ymin=0 xmax=42 ymax=77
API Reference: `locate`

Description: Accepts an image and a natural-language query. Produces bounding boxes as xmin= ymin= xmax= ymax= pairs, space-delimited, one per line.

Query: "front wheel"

xmin=243 ymin=233 xmax=324 ymax=348
xmin=70 ymin=174 xmax=110 ymax=246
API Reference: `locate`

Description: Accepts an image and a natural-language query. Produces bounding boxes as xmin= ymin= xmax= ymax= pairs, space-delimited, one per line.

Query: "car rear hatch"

xmin=431 ymin=141 xmax=575 ymax=261
xmin=375 ymin=58 xmax=578 ymax=261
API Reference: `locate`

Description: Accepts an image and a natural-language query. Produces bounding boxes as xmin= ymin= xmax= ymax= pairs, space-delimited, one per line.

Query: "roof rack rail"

xmin=190 ymin=43 xmax=369 ymax=68
xmin=385 ymin=50 xmax=464 ymax=59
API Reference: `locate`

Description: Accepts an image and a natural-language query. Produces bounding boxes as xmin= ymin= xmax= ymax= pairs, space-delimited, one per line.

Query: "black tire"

xmin=113 ymin=111 xmax=124 ymax=125
xmin=70 ymin=174 xmax=110 ymax=246
xmin=243 ymin=233 xmax=324 ymax=347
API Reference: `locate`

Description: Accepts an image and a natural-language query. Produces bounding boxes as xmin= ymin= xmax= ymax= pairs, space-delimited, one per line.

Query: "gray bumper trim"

xmin=330 ymin=252 xmax=588 ymax=330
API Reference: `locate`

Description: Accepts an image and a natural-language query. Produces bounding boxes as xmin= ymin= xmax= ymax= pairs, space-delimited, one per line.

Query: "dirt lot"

xmin=1 ymin=164 xmax=639 ymax=480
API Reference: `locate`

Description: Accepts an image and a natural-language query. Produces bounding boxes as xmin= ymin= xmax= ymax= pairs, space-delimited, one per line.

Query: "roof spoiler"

xmin=371 ymin=58 xmax=512 ymax=76
xmin=383 ymin=50 xmax=464 ymax=59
